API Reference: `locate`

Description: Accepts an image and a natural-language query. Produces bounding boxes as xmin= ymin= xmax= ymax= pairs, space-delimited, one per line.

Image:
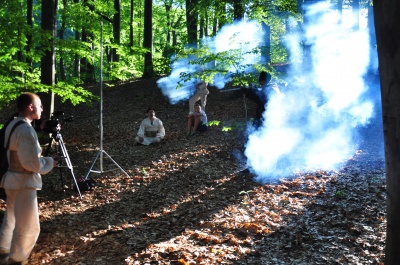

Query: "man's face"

xmin=194 ymin=105 xmax=201 ymax=113
xmin=31 ymin=97 xmax=43 ymax=120
xmin=147 ymin=110 xmax=155 ymax=118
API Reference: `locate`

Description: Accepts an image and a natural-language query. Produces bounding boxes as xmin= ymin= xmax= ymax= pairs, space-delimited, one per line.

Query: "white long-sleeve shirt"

xmin=137 ymin=117 xmax=165 ymax=139
xmin=1 ymin=117 xmax=53 ymax=190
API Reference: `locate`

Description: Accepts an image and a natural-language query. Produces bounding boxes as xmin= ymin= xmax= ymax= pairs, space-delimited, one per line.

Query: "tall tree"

xmin=59 ymin=0 xmax=68 ymax=81
xmin=129 ymin=0 xmax=135 ymax=47
xmin=26 ymin=0 xmax=33 ymax=70
xmin=373 ymin=1 xmax=400 ymax=264
xmin=81 ymin=0 xmax=95 ymax=82
xmin=112 ymin=0 xmax=121 ymax=62
xmin=142 ymin=0 xmax=155 ymax=77
xmin=233 ymin=0 xmax=245 ymax=22
xmin=186 ymin=0 xmax=198 ymax=47
xmin=41 ymin=0 xmax=57 ymax=118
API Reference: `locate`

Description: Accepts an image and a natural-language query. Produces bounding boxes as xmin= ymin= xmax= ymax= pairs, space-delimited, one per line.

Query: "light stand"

xmin=85 ymin=18 xmax=130 ymax=180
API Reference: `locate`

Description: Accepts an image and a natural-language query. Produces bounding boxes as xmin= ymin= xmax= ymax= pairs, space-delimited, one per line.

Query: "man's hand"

xmin=52 ymin=158 xmax=58 ymax=168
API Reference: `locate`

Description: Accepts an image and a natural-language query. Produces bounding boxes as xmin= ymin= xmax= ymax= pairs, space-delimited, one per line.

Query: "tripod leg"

xmin=55 ymin=143 xmax=65 ymax=189
xmin=57 ymin=133 xmax=82 ymax=199
xmin=43 ymin=136 xmax=54 ymax=156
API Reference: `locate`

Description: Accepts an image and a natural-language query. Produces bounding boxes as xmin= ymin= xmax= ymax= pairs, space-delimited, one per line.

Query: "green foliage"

xmin=0 ymin=0 xmax=304 ymax=110
xmin=334 ymin=190 xmax=346 ymax=199
xmin=208 ymin=120 xmax=221 ymax=126
xmin=222 ymin=121 xmax=247 ymax=132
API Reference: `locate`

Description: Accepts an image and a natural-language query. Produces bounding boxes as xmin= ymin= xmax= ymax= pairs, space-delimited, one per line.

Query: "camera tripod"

xmin=44 ymin=131 xmax=82 ymax=199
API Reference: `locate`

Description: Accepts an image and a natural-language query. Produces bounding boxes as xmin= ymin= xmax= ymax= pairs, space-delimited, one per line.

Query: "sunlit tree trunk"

xmin=215 ymin=0 xmax=226 ymax=32
xmin=130 ymin=0 xmax=134 ymax=47
xmin=40 ymin=0 xmax=57 ymax=119
xmin=73 ymin=0 xmax=80 ymax=79
xmin=26 ymin=0 xmax=33 ymax=70
xmin=373 ymin=1 xmax=400 ymax=264
xmin=58 ymin=0 xmax=68 ymax=81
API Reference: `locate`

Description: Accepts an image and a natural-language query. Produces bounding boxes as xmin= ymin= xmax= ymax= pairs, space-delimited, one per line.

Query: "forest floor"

xmin=0 ymin=77 xmax=386 ymax=265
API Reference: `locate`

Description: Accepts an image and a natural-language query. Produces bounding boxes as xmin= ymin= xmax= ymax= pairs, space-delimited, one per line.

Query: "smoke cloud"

xmin=158 ymin=2 xmax=384 ymax=183
xmin=157 ymin=20 xmax=264 ymax=99
xmin=245 ymin=2 xmax=383 ymax=182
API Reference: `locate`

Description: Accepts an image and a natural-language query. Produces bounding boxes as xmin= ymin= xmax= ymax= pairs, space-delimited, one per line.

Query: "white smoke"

xmin=157 ymin=20 xmax=264 ymax=100
xmin=157 ymin=2 xmax=381 ymax=183
xmin=245 ymin=2 xmax=375 ymax=182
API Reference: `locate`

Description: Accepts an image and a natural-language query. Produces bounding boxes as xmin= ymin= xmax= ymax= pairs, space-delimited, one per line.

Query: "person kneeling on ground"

xmin=135 ymin=107 xmax=165 ymax=145
xmin=187 ymin=104 xmax=208 ymax=136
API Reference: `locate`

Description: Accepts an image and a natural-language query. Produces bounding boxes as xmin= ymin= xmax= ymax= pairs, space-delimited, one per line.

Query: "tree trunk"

xmin=40 ymin=0 xmax=57 ymax=119
xmin=233 ymin=0 xmax=244 ymax=22
xmin=58 ymin=0 xmax=68 ymax=81
xmin=142 ymin=0 xmax=154 ymax=78
xmin=373 ymin=1 xmax=400 ymax=264
xmin=185 ymin=0 xmax=198 ymax=47
xmin=26 ymin=0 xmax=33 ymax=70
xmin=351 ymin=0 xmax=360 ymax=31
xmin=301 ymin=0 xmax=325 ymax=72
xmin=215 ymin=0 xmax=226 ymax=31
xmin=336 ymin=0 xmax=343 ymax=25
xmin=261 ymin=22 xmax=271 ymax=65
xmin=112 ymin=0 xmax=121 ymax=62
xmin=74 ymin=0 xmax=80 ymax=78
xmin=165 ymin=2 xmax=171 ymax=44
xmin=199 ymin=15 xmax=204 ymax=39
xmin=129 ymin=0 xmax=134 ymax=47
xmin=81 ymin=0 xmax=95 ymax=83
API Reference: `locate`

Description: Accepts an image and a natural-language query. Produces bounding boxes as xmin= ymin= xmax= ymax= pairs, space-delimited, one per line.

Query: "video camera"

xmin=43 ymin=111 xmax=73 ymax=134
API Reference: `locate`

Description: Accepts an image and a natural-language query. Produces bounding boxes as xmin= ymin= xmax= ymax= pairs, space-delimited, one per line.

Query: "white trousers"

xmin=135 ymin=136 xmax=161 ymax=145
xmin=0 ymin=189 xmax=40 ymax=262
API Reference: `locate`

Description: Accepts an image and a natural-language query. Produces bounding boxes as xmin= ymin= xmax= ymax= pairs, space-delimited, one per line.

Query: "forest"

xmin=0 ymin=0 xmax=375 ymax=115
xmin=2 ymin=0 xmax=398 ymax=264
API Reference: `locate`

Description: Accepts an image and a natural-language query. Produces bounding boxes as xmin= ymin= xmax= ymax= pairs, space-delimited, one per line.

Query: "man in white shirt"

xmin=135 ymin=107 xmax=166 ymax=145
xmin=0 ymin=92 xmax=57 ymax=265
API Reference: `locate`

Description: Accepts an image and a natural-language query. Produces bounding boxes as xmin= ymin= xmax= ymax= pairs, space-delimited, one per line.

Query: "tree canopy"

xmin=0 ymin=0 xmax=371 ymax=112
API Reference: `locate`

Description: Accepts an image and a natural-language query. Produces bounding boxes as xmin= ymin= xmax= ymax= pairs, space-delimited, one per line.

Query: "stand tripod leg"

xmin=84 ymin=150 xmax=130 ymax=179
xmin=102 ymin=150 xmax=130 ymax=177
xmin=84 ymin=151 xmax=101 ymax=179
xmin=57 ymin=134 xmax=82 ymax=199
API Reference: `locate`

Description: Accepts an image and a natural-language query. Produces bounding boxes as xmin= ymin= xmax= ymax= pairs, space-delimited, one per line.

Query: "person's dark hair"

xmin=16 ymin=92 xmax=36 ymax=112
xmin=146 ymin=107 xmax=155 ymax=113
xmin=258 ymin=71 xmax=271 ymax=84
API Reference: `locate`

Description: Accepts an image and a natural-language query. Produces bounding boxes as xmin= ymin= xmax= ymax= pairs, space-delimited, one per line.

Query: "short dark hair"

xmin=17 ymin=92 xmax=37 ymax=112
xmin=259 ymin=71 xmax=271 ymax=83
xmin=146 ymin=107 xmax=155 ymax=113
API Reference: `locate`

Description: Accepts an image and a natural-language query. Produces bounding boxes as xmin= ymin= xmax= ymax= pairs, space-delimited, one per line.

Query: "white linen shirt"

xmin=1 ymin=117 xmax=53 ymax=190
xmin=137 ymin=117 xmax=165 ymax=139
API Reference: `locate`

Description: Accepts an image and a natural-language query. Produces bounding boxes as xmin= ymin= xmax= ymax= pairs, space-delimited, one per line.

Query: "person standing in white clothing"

xmin=0 ymin=92 xmax=57 ymax=265
xmin=188 ymin=80 xmax=209 ymax=113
